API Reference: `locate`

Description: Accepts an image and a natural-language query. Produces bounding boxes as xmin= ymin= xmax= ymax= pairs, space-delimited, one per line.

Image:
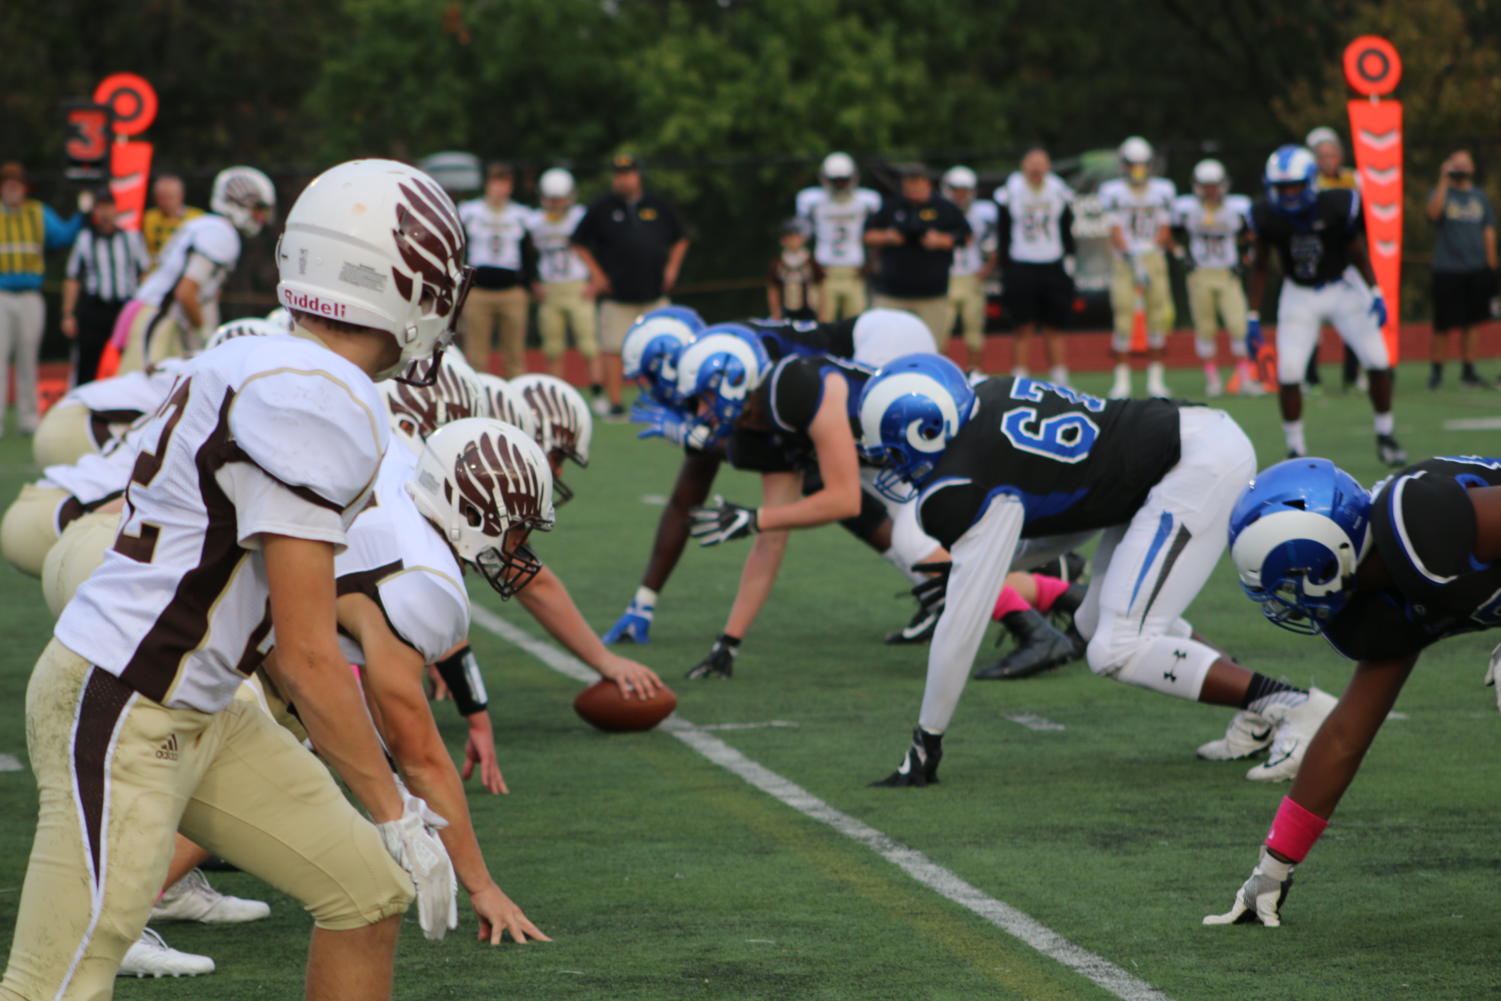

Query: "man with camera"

xmin=1426 ymin=149 xmax=1498 ymax=389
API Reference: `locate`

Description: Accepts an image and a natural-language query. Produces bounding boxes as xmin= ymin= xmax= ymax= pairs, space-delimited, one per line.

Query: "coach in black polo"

xmin=572 ymin=153 xmax=689 ymax=419
xmin=863 ymin=162 xmax=970 ymax=344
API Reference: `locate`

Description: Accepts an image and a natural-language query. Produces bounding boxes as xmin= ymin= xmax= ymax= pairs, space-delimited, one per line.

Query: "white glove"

xmin=376 ymin=790 xmax=458 ymax=940
xmin=1203 ymin=848 xmax=1294 ymax=927
xmin=1485 ymin=643 xmax=1501 ymax=713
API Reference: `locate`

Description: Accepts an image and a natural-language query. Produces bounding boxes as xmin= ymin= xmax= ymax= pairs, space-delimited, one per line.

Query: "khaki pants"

xmin=537 ymin=280 xmax=599 ymax=361
xmin=1 ymin=483 xmax=71 ymax=577
xmin=33 ymin=401 xmax=96 ymax=468
xmin=117 ymin=306 xmax=189 ymax=375
xmin=0 ymin=290 xmax=45 ymax=432
xmin=462 ymin=286 xmax=530 ymax=376
xmin=1109 ymin=252 xmax=1174 ymax=351
xmin=872 ymin=294 xmax=951 ymax=347
xmin=0 ymin=642 xmax=412 ymax=1001
xmin=947 ymin=273 xmax=987 ymax=352
xmin=1186 ymin=267 xmax=1248 ymax=359
xmin=42 ymin=510 xmax=120 ymax=617
xmin=818 ymin=266 xmax=868 ymax=322
xmin=598 ymin=298 xmax=667 ymax=354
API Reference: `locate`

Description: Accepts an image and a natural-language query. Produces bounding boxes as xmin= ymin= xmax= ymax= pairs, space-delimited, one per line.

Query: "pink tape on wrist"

xmin=1265 ymin=796 xmax=1328 ymax=863
xmin=992 ymin=586 xmax=1031 ymax=621
xmin=1031 ymin=575 xmax=1071 ymax=613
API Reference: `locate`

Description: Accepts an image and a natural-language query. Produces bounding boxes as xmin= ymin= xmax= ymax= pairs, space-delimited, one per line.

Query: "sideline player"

xmin=1099 ymin=137 xmax=1176 ymax=398
xmin=1248 ymin=146 xmax=1404 ymax=465
xmin=0 ymin=159 xmax=465 ymax=1001
xmin=1206 ymin=454 xmax=1501 ymax=926
xmin=527 ymin=168 xmax=602 ymax=392
xmin=1172 ymin=159 xmax=1258 ymax=398
xmin=941 ymin=166 xmax=998 ymax=373
xmin=856 ymin=354 xmax=1336 ymax=786
xmin=796 ymin=153 xmax=882 ymax=322
xmin=995 ymin=147 xmax=1076 ymax=386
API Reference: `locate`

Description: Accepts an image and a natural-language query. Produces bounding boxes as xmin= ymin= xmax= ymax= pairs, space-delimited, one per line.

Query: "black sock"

xmin=1462 ymin=362 xmax=1479 ymax=379
xmin=1241 ymin=672 xmax=1305 ymax=713
xmin=1432 ymin=362 xmax=1444 ymax=377
xmin=591 ymin=383 xmax=603 ymax=396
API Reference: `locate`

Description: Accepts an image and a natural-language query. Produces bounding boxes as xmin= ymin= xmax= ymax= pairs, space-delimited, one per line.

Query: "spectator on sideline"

xmin=572 ymin=152 xmax=689 ymax=419
xmin=0 ymin=162 xmax=83 ymax=435
xmin=796 ymin=152 xmax=881 ymax=321
xmin=941 ymin=166 xmax=998 ymax=373
xmin=766 ymin=218 xmax=822 ymax=321
xmin=61 ymin=189 xmax=148 ymax=385
xmin=458 ymin=162 xmax=534 ymax=377
xmin=528 ymin=167 xmax=604 ymax=397
xmin=1426 ymin=149 xmax=1498 ymax=389
xmin=863 ymin=162 xmax=970 ymax=344
xmin=141 ymin=173 xmax=203 ymax=264
xmin=995 ymin=147 xmax=1076 ymax=385
xmin=1306 ymin=126 xmax=1364 ymax=393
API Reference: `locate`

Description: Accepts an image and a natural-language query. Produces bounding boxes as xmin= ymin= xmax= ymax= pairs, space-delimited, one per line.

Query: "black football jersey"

xmin=915 ymin=377 xmax=1183 ymax=548
xmin=746 ymin=317 xmax=858 ymax=361
xmin=1250 ymin=189 xmax=1363 ymax=287
xmin=1322 ymin=457 xmax=1501 ymax=661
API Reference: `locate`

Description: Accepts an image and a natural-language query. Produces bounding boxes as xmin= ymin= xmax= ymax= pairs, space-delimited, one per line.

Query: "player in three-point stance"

xmin=1247 ymin=145 xmax=1405 ymax=466
xmin=856 ymin=355 xmax=1338 ymax=786
xmin=1207 ymin=454 xmax=1501 ymax=926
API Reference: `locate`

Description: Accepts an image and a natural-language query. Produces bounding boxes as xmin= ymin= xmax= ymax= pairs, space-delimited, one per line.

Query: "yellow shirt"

xmin=1313 ymin=167 xmax=1360 ymax=192
xmin=142 ymin=205 xmax=205 ymax=263
xmin=0 ymin=201 xmax=44 ymax=277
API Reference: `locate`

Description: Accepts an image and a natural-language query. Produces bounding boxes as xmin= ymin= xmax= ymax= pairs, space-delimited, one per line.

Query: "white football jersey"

xmin=134 ymin=214 xmax=242 ymax=316
xmin=1098 ymin=177 xmax=1177 ymax=256
xmin=795 ymin=186 xmax=882 ymax=269
xmin=527 ymin=205 xmax=590 ymax=284
xmin=458 ymin=199 xmax=532 ymax=272
xmin=59 ymin=357 xmax=188 ymax=449
xmin=335 ymin=440 xmax=469 ymax=666
xmin=41 ymin=419 xmax=150 ymax=507
xmin=994 ymin=172 xmax=1075 ymax=264
xmin=56 ymin=334 xmax=389 ymax=713
xmin=1173 ymin=193 xmax=1252 ymax=270
xmin=951 ymin=199 xmax=999 ymax=277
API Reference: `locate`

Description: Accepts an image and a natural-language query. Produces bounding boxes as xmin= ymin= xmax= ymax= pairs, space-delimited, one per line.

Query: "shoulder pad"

xmin=382 ymin=568 xmax=470 ymax=663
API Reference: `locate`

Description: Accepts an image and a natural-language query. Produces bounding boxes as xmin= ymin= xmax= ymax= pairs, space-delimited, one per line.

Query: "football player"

xmin=1098 ymin=137 xmax=1177 ymax=398
xmin=994 ymin=147 xmax=1076 ymax=386
xmin=1248 ymin=146 xmax=1404 ymax=465
xmin=795 ymin=153 xmax=883 ymax=322
xmin=526 ymin=168 xmax=602 ymax=393
xmin=1171 ymin=159 xmax=1258 ymax=398
xmin=941 ymin=166 xmax=998 ymax=373
xmin=1207 ymin=455 xmax=1501 ymax=926
xmin=856 ymin=354 xmax=1337 ymax=787
xmin=0 ymin=159 xmax=465 ymax=1001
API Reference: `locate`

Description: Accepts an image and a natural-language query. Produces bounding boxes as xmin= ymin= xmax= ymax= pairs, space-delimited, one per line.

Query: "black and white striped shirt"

xmin=66 ymin=226 xmax=149 ymax=302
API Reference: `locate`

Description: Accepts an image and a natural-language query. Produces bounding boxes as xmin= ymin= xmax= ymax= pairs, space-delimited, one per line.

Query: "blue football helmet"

xmin=857 ymin=353 xmax=977 ymax=503
xmin=1263 ymin=145 xmax=1319 ymax=215
xmin=621 ymin=306 xmax=705 ymax=406
xmin=1227 ymin=458 xmax=1372 ymax=635
xmin=674 ymin=325 xmax=772 ymax=446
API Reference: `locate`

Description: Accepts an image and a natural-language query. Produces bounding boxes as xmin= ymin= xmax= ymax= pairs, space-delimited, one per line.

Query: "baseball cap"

xmin=895 ymin=161 xmax=931 ymax=179
xmin=612 ymin=153 xmax=641 ymax=172
xmin=1305 ymin=127 xmax=1341 ymax=150
xmin=0 ymin=162 xmax=27 ymax=185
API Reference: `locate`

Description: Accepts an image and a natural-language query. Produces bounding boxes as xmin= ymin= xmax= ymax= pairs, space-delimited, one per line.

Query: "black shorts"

xmin=1004 ymin=260 xmax=1073 ymax=328
xmin=1433 ymin=269 xmax=1496 ymax=331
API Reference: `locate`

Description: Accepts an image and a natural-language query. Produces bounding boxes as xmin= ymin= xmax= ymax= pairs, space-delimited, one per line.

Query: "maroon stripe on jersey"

xmin=336 ymin=560 xmax=416 ymax=651
xmin=89 ymin=408 xmax=145 ymax=448
xmin=73 ymin=667 xmax=134 ymax=887
xmin=118 ymin=389 xmax=246 ymax=702
xmin=233 ymin=608 xmax=275 ymax=677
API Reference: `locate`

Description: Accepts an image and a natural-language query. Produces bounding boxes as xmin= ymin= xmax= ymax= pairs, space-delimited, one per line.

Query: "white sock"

xmin=1373 ymin=411 xmax=1395 ymax=435
xmin=1012 ymin=366 xmax=1029 ymax=378
xmin=1147 ymin=361 xmax=1166 ymax=382
xmin=1051 ymin=365 xmax=1069 ymax=385
xmin=1282 ymin=420 xmax=1306 ymax=454
xmin=1113 ymin=362 xmax=1130 ymax=380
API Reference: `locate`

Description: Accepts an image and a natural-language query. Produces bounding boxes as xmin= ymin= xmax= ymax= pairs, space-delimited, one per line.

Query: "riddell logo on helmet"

xmin=282 ymin=291 xmax=347 ymax=319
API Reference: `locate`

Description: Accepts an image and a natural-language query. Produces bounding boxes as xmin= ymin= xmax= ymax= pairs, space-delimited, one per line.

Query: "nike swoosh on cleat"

xmin=1250 ymin=728 xmax=1272 ymax=741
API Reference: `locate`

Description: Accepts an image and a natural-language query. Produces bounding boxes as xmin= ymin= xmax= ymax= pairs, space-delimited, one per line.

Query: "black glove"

xmin=872 ymin=726 xmax=943 ymax=787
xmin=688 ymin=496 xmax=759 ymax=547
xmin=686 ymin=633 xmax=740 ymax=679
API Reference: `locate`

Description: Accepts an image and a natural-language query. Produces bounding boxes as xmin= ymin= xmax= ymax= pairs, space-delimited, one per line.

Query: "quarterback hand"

xmin=1203 ymin=849 xmax=1294 ymax=928
xmin=603 ymin=595 xmax=654 ymax=644
xmin=376 ymin=789 xmax=459 ymax=940
xmin=686 ymin=635 xmax=739 ymax=680
xmin=1245 ymin=312 xmax=1264 ymax=357
xmin=631 ymin=399 xmax=690 ymax=447
xmin=1368 ymin=288 xmax=1388 ymax=328
xmin=470 ymin=883 xmax=551 ymax=946
xmin=689 ymin=496 xmax=759 ymax=547
xmin=597 ymin=653 xmax=664 ymax=701
xmin=872 ymin=727 xmax=943 ymax=788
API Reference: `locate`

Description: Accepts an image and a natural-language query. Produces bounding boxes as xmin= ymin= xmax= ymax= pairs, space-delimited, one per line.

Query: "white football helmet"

xmin=508 ymin=373 xmax=592 ymax=504
xmin=205 ymin=317 xmax=281 ymax=351
xmin=941 ymin=165 xmax=977 ymax=197
xmin=539 ymin=167 xmax=575 ymax=200
xmin=1304 ymin=126 xmax=1341 ymax=152
xmin=378 ymin=352 xmax=482 ymax=449
xmin=408 ymin=418 xmax=555 ymax=599
xmin=1193 ymin=158 xmax=1227 ymax=188
xmin=472 ymin=373 xmax=539 ymax=440
xmin=821 ymin=152 xmax=857 ymax=191
xmin=264 ymin=306 xmax=294 ymax=334
xmin=210 ymin=166 xmax=276 ymax=237
xmin=276 ymin=158 xmax=473 ymax=382
xmin=1119 ymin=136 xmax=1154 ymax=165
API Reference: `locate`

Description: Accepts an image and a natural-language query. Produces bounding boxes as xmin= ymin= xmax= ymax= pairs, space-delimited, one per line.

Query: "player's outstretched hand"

xmin=1203 ymin=848 xmax=1294 ymax=927
xmin=686 ymin=635 xmax=739 ymax=679
xmin=603 ymin=595 xmax=654 ymax=644
xmin=377 ymin=790 xmax=458 ymax=940
xmin=631 ymin=399 xmax=689 ymax=446
xmin=598 ymin=653 xmax=665 ymax=700
xmin=689 ymin=496 xmax=759 ymax=547
xmin=470 ymin=883 xmax=552 ymax=946
xmin=872 ymin=726 xmax=943 ymax=788
xmin=1368 ymin=288 xmax=1388 ymax=328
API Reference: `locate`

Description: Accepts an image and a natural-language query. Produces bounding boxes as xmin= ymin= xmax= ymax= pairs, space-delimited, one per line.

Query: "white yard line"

xmin=1003 ymin=712 xmax=1067 ymax=732
xmin=0 ymin=754 xmax=22 ymax=772
xmin=470 ymin=605 xmax=1174 ymax=1001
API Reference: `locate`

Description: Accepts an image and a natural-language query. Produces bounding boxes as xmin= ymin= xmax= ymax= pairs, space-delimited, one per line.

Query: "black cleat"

xmin=975 ymin=609 xmax=1079 ymax=680
xmin=1376 ymin=434 xmax=1407 ymax=468
xmin=872 ymin=727 xmax=943 ymax=787
xmin=886 ymin=571 xmax=947 ymax=644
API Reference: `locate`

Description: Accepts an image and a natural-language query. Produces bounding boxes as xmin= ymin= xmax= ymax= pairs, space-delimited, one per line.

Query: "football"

xmin=573 ymin=679 xmax=678 ymax=732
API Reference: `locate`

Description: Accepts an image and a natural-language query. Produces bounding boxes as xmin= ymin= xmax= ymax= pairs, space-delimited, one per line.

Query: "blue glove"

xmin=1368 ymin=289 xmax=1388 ymax=328
xmin=631 ymin=399 xmax=689 ymax=446
xmin=603 ymin=594 xmax=654 ymax=644
xmin=1245 ymin=312 xmax=1264 ymax=356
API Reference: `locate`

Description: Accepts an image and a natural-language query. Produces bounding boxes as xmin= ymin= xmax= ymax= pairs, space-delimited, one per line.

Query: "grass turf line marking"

xmin=470 ymin=604 xmax=1175 ymax=1001
xmin=1002 ymin=713 xmax=1067 ymax=732
xmin=0 ymin=754 xmax=22 ymax=772
xmin=1441 ymin=417 xmax=1501 ymax=431
xmin=696 ymin=720 xmax=800 ymax=731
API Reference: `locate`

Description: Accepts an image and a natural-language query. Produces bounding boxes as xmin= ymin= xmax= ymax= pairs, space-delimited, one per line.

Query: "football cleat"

xmin=1376 ymin=434 xmax=1407 ymax=468
xmin=885 ymin=573 xmax=946 ymax=644
xmin=1246 ymin=687 xmax=1337 ymax=782
xmin=150 ymin=868 xmax=271 ymax=924
xmin=117 ymin=928 xmax=215 ymax=978
xmin=872 ymin=727 xmax=943 ymax=787
xmin=1196 ymin=710 xmax=1273 ymax=760
xmin=974 ymin=609 xmax=1079 ymax=680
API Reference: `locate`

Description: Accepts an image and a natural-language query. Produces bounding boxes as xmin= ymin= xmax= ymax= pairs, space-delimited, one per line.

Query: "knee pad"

xmin=1088 ymin=632 xmax=1218 ymax=702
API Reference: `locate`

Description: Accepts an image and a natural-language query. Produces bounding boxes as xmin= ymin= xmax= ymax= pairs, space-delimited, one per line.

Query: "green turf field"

xmin=1 ymin=362 xmax=1499 ymax=1000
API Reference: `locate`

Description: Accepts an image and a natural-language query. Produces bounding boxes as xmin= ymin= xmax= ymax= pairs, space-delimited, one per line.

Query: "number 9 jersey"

xmin=914 ymin=377 xmax=1184 ymax=547
xmin=55 ymin=335 xmax=389 ymax=713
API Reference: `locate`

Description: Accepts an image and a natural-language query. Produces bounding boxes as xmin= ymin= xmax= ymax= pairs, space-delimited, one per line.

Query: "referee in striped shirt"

xmin=62 ymin=190 xmax=148 ymax=385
